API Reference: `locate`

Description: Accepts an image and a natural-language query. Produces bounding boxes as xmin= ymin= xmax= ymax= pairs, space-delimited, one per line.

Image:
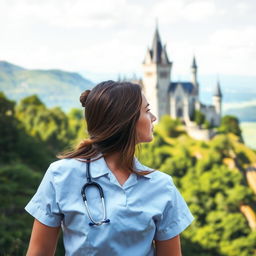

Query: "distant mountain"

xmin=0 ymin=61 xmax=94 ymax=111
xmin=225 ymin=106 xmax=256 ymax=122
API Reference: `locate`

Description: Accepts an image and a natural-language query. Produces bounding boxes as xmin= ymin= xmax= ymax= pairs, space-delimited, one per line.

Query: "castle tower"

xmin=213 ymin=79 xmax=222 ymax=125
xmin=142 ymin=25 xmax=172 ymax=121
xmin=191 ymin=56 xmax=199 ymax=94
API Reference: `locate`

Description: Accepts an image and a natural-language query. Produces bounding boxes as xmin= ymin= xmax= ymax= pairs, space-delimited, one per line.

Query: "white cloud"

xmin=0 ymin=0 xmax=255 ymax=78
xmin=198 ymin=27 xmax=256 ymax=75
xmin=148 ymin=1 xmax=183 ymax=24
xmin=182 ymin=1 xmax=217 ymax=22
xmin=0 ymin=0 xmax=133 ymax=29
xmin=235 ymin=2 xmax=250 ymax=14
xmin=147 ymin=0 xmax=219 ymax=25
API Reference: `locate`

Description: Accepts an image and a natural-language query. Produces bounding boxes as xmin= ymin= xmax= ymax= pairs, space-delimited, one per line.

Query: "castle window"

xmin=159 ymin=71 xmax=168 ymax=78
xmin=177 ymin=108 xmax=183 ymax=118
xmin=176 ymin=96 xmax=181 ymax=102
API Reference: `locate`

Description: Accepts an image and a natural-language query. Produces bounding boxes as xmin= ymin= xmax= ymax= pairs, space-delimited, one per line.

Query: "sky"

xmin=0 ymin=0 xmax=256 ymax=82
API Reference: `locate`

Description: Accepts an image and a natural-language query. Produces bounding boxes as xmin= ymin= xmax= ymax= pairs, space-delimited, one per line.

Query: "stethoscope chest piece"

xmin=81 ymin=160 xmax=110 ymax=226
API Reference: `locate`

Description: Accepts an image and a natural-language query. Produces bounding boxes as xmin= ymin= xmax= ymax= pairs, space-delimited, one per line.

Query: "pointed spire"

xmin=214 ymin=79 xmax=222 ymax=97
xmin=161 ymin=44 xmax=170 ymax=64
xmin=152 ymin=22 xmax=163 ymax=63
xmin=192 ymin=55 xmax=197 ymax=68
xmin=143 ymin=21 xmax=171 ymax=65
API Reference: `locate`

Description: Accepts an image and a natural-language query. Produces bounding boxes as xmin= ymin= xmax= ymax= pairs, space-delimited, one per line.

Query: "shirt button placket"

xmin=108 ymin=172 xmax=127 ymax=206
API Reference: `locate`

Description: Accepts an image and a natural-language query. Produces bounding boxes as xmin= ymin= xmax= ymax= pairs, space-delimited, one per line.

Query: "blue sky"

xmin=1 ymin=0 xmax=255 ymax=79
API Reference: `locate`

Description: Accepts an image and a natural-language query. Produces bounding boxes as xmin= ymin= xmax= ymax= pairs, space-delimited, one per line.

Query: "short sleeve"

xmin=25 ymin=164 xmax=63 ymax=227
xmin=154 ymin=178 xmax=194 ymax=241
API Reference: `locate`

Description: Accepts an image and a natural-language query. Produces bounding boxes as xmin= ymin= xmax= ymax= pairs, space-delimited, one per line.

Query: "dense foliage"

xmin=218 ymin=115 xmax=242 ymax=139
xmin=0 ymin=93 xmax=87 ymax=255
xmin=1 ymin=94 xmax=255 ymax=255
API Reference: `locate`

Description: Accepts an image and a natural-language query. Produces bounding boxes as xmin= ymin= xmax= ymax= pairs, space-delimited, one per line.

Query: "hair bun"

xmin=80 ymin=90 xmax=91 ymax=107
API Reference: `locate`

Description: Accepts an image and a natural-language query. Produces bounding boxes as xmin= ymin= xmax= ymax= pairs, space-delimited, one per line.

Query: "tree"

xmin=0 ymin=92 xmax=19 ymax=162
xmin=218 ymin=115 xmax=242 ymax=138
xmin=67 ymin=108 xmax=88 ymax=145
xmin=194 ymin=110 xmax=205 ymax=127
xmin=0 ymin=92 xmax=51 ymax=167
xmin=157 ymin=115 xmax=185 ymax=137
xmin=0 ymin=164 xmax=41 ymax=255
xmin=15 ymin=95 xmax=71 ymax=154
xmin=138 ymin=120 xmax=256 ymax=255
xmin=0 ymin=94 xmax=66 ymax=255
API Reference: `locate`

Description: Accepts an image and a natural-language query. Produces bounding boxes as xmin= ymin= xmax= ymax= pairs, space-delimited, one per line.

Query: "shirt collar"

xmin=89 ymin=155 xmax=153 ymax=179
xmin=134 ymin=157 xmax=153 ymax=179
xmin=90 ymin=156 xmax=109 ymax=178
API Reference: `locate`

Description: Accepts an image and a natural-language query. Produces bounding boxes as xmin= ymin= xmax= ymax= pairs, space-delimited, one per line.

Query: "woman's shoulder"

xmin=135 ymin=158 xmax=174 ymax=188
xmin=47 ymin=158 xmax=86 ymax=177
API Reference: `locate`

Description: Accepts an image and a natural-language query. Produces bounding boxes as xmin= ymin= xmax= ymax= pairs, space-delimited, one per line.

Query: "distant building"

xmin=142 ymin=25 xmax=222 ymax=130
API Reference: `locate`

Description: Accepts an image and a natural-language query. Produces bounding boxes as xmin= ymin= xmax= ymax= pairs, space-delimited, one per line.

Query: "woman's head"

xmin=80 ymin=80 xmax=143 ymax=155
xmin=59 ymin=80 xmax=156 ymax=173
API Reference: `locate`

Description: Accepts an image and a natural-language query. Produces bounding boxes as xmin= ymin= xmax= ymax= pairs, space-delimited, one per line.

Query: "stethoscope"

xmin=81 ymin=159 xmax=110 ymax=226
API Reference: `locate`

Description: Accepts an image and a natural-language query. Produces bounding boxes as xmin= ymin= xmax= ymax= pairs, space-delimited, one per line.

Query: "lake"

xmin=240 ymin=122 xmax=256 ymax=150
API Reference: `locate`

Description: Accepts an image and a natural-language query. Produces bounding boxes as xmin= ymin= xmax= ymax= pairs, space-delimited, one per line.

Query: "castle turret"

xmin=191 ymin=56 xmax=199 ymax=94
xmin=142 ymin=25 xmax=172 ymax=121
xmin=213 ymin=80 xmax=222 ymax=125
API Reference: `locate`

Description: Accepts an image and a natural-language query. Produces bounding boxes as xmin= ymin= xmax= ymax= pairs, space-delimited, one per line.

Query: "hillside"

xmin=139 ymin=115 xmax=256 ymax=255
xmin=0 ymin=61 xmax=94 ymax=111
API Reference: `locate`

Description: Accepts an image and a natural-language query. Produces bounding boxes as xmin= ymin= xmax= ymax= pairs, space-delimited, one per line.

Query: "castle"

xmin=141 ymin=26 xmax=222 ymax=134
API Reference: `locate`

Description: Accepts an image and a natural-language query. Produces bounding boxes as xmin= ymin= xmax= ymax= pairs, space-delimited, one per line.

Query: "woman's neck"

xmin=104 ymin=152 xmax=131 ymax=185
xmin=104 ymin=152 xmax=126 ymax=172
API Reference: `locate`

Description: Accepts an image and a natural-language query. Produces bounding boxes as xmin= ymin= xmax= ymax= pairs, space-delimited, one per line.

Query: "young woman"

xmin=25 ymin=80 xmax=194 ymax=256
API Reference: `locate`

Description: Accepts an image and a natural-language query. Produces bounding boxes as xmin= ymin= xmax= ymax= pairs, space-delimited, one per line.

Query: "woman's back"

xmin=25 ymin=81 xmax=194 ymax=255
xmin=26 ymin=156 xmax=194 ymax=255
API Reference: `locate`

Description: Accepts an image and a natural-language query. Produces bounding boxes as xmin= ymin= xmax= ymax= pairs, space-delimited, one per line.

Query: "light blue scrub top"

xmin=25 ymin=156 xmax=194 ymax=256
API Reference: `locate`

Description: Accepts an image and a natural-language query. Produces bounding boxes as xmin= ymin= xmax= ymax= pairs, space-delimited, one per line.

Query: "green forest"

xmin=1 ymin=92 xmax=256 ymax=255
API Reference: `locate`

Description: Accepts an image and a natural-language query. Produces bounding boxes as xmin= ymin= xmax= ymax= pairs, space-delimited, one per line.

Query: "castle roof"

xmin=214 ymin=80 xmax=222 ymax=97
xmin=160 ymin=44 xmax=170 ymax=64
xmin=191 ymin=56 xmax=197 ymax=68
xmin=152 ymin=26 xmax=162 ymax=63
xmin=169 ymin=82 xmax=194 ymax=94
xmin=143 ymin=26 xmax=171 ymax=65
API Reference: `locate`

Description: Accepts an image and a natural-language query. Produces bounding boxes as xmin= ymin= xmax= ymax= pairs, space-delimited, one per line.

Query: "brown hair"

xmin=58 ymin=80 xmax=148 ymax=174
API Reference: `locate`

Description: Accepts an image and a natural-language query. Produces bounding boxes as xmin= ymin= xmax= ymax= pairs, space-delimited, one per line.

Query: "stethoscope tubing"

xmin=81 ymin=159 xmax=110 ymax=226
